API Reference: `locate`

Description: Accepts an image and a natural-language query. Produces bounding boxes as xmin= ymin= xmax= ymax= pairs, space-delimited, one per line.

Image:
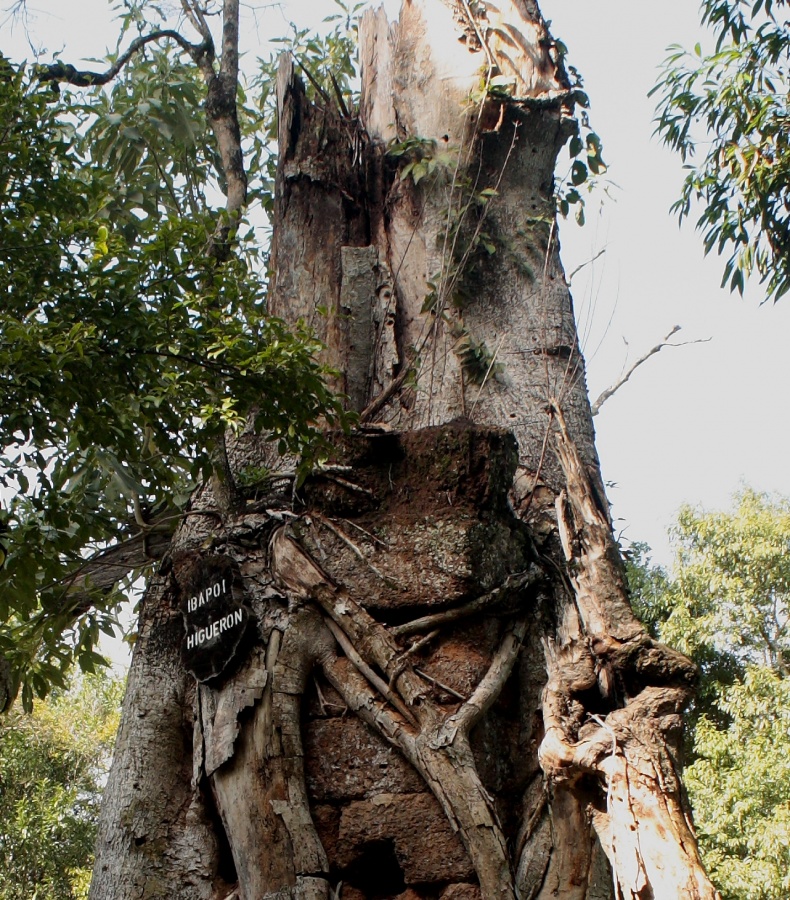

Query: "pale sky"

xmin=5 ymin=0 xmax=790 ymax=571
xmin=545 ymin=1 xmax=790 ymax=562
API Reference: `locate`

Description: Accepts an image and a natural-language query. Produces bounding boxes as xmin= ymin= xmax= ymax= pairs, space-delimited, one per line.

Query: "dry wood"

xmin=591 ymin=326 xmax=711 ymax=416
xmin=541 ymin=401 xmax=719 ymax=899
xmin=322 ymin=615 xmax=418 ymax=726
xmin=271 ymin=523 xmax=537 ymax=899
xmin=209 ymin=608 xmax=333 ymax=900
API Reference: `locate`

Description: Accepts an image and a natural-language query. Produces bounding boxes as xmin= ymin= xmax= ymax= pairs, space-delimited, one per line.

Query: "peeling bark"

xmin=538 ymin=403 xmax=715 ymax=899
xmin=91 ymin=2 xmax=720 ymax=899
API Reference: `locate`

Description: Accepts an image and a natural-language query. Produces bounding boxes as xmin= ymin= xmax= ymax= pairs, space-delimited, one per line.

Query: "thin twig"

xmin=337 ymin=517 xmax=389 ymax=549
xmin=319 ymin=474 xmax=375 ymax=498
xmin=414 ymin=667 xmax=466 ymax=702
xmin=520 ymin=405 xmax=554 ymax=515
xmin=388 ymin=629 xmax=440 ymax=687
xmin=469 ymin=333 xmax=506 ymax=418
xmin=323 ymin=617 xmax=418 ymax=726
xmin=567 ymin=248 xmax=606 ymax=284
xmin=290 ymin=51 xmax=331 ymax=104
xmin=460 ymin=0 xmax=496 ymax=80
xmin=591 ymin=326 xmax=711 ymax=416
xmin=312 ymin=514 xmax=399 ymax=587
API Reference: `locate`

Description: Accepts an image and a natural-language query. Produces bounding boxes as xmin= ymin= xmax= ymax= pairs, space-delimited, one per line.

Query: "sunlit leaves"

xmin=667 ymin=489 xmax=790 ymax=673
xmin=551 ymin=51 xmax=607 ymax=226
xmin=0 ymin=53 xmax=344 ymax=705
xmin=627 ymin=489 xmax=790 ymax=899
xmin=685 ymin=668 xmax=790 ymax=900
xmin=652 ymin=1 xmax=790 ymax=301
xmin=0 ymin=672 xmax=124 ymax=899
xmin=83 ymin=42 xmax=220 ymax=232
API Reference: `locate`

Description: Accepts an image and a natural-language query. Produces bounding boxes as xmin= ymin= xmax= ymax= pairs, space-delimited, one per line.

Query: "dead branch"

xmin=321 ymin=653 xmax=417 ymax=758
xmin=270 ymin=527 xmax=430 ymax=714
xmin=551 ymin=399 xmax=643 ymax=642
xmin=542 ymin=400 xmax=719 ymax=898
xmin=322 ymin=616 xmax=418 ymax=726
xmin=55 ymin=526 xmax=173 ymax=617
xmin=311 ymin=514 xmax=394 ymax=586
xmin=316 ymin=475 xmax=375 ymax=497
xmin=591 ymin=325 xmax=711 ymax=416
xmin=360 ymin=366 xmax=413 ymax=423
xmin=413 ymin=667 xmax=466 ymax=701
xmin=566 ymin=247 xmax=606 ymax=284
xmin=388 ymin=630 xmax=440 ymax=688
xmin=323 ymin=635 xmax=518 ymax=900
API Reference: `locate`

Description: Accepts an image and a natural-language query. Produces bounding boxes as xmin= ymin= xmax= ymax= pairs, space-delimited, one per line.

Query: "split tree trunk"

xmin=91 ymin=2 xmax=719 ymax=899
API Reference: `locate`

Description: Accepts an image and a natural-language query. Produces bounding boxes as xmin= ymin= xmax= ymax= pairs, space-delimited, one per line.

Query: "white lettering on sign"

xmin=185 ymin=608 xmax=244 ymax=650
xmin=187 ymin=578 xmax=227 ymax=613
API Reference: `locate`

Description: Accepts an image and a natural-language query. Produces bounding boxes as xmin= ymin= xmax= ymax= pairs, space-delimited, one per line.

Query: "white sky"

xmin=4 ymin=0 xmax=790 ymax=572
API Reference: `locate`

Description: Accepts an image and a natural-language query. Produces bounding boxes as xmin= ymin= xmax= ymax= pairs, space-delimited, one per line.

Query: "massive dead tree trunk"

xmin=91 ymin=2 xmax=719 ymax=899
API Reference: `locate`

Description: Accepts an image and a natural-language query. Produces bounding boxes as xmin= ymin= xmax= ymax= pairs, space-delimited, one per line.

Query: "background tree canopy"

xmin=652 ymin=0 xmax=790 ymax=300
xmin=628 ymin=489 xmax=790 ymax=900
xmin=0 ymin=671 xmax=124 ymax=899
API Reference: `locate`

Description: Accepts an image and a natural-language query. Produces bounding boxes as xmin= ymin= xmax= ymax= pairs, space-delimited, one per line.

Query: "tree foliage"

xmin=0 ymin=12 xmax=346 ymax=709
xmin=651 ymin=0 xmax=790 ymax=300
xmin=0 ymin=671 xmax=124 ymax=899
xmin=0 ymin=0 xmax=611 ymax=710
xmin=628 ymin=489 xmax=790 ymax=899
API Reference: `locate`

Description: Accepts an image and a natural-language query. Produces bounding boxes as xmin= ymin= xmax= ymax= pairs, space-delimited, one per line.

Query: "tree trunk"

xmin=91 ymin=2 xmax=719 ymax=899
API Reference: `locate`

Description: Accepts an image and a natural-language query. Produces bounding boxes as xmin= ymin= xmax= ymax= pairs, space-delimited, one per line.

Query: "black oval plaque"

xmin=178 ymin=556 xmax=250 ymax=683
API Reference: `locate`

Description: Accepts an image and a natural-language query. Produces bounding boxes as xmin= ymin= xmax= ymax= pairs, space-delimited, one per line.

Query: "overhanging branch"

xmin=58 ymin=522 xmax=174 ymax=616
xmin=36 ymin=1 xmax=246 ymax=263
xmin=37 ymin=30 xmax=209 ymax=86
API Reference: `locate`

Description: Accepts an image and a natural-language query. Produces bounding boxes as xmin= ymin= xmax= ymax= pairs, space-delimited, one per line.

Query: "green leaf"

xmin=571 ymin=160 xmax=588 ymax=185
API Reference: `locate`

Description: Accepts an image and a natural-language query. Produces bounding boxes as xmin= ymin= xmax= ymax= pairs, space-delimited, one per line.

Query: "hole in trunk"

xmin=344 ymin=839 xmax=406 ymax=898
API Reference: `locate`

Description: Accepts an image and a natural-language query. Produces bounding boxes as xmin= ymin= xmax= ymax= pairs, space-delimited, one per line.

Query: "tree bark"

xmin=91 ymin=2 xmax=719 ymax=899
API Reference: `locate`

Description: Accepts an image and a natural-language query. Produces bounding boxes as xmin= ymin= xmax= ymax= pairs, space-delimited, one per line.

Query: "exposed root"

xmin=322 ymin=615 xmax=418 ymax=726
xmin=392 ymin=568 xmax=543 ymax=637
xmin=206 ymin=608 xmax=333 ymax=899
xmin=270 ymin=524 xmax=533 ymax=900
xmin=539 ymin=401 xmax=720 ymax=900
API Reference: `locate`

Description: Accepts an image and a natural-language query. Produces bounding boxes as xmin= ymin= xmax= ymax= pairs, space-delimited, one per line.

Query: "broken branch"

xmin=322 ymin=616 xmax=418 ymax=726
